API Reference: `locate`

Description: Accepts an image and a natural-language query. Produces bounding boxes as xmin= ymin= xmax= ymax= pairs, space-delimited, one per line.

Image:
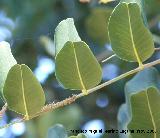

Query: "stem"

xmin=0 ymin=118 xmax=24 ymax=129
xmin=155 ymin=47 xmax=160 ymax=51
xmin=88 ymin=58 xmax=160 ymax=94
xmin=31 ymin=58 xmax=160 ymax=118
xmin=0 ymin=103 xmax=7 ymax=117
xmin=1 ymin=58 xmax=160 ymax=129
xmin=102 ymin=54 xmax=116 ymax=63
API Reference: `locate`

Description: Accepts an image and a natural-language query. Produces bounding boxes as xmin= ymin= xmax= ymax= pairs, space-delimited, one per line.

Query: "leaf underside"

xmin=128 ymin=87 xmax=160 ymax=138
xmin=118 ymin=67 xmax=160 ymax=138
xmin=55 ymin=41 xmax=102 ymax=91
xmin=108 ymin=3 xmax=154 ymax=64
xmin=3 ymin=64 xmax=45 ymax=120
xmin=120 ymin=0 xmax=147 ymax=26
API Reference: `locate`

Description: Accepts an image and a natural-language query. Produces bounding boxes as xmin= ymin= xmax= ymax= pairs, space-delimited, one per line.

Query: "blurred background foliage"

xmin=0 ymin=0 xmax=159 ymax=138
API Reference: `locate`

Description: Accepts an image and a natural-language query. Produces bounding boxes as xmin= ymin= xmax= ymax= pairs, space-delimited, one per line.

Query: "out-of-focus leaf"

xmin=0 ymin=41 xmax=17 ymax=93
xmin=39 ymin=36 xmax=55 ymax=57
xmin=55 ymin=41 xmax=102 ymax=93
xmin=47 ymin=124 xmax=68 ymax=138
xmin=69 ymin=133 xmax=87 ymax=138
xmin=26 ymin=105 xmax=82 ymax=138
xmin=108 ymin=3 xmax=154 ymax=66
xmin=118 ymin=67 xmax=160 ymax=137
xmin=145 ymin=0 xmax=160 ymax=15
xmin=85 ymin=8 xmax=112 ymax=46
xmin=99 ymin=0 xmax=115 ymax=4
xmin=153 ymin=34 xmax=160 ymax=45
xmin=117 ymin=104 xmax=129 ymax=138
xmin=3 ymin=64 xmax=45 ymax=120
xmin=79 ymin=0 xmax=90 ymax=3
xmin=54 ymin=18 xmax=81 ymax=55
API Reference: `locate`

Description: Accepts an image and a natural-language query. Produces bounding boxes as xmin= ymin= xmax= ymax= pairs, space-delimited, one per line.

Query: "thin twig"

xmin=0 ymin=118 xmax=24 ymax=129
xmin=0 ymin=103 xmax=7 ymax=118
xmin=155 ymin=47 xmax=160 ymax=51
xmin=1 ymin=58 xmax=160 ymax=129
xmin=30 ymin=95 xmax=77 ymax=119
xmin=26 ymin=58 xmax=160 ymax=120
xmin=102 ymin=54 xmax=116 ymax=63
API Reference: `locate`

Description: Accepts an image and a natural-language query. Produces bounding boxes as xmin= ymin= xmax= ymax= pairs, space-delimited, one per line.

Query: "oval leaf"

xmin=0 ymin=41 xmax=17 ymax=93
xmin=55 ymin=41 xmax=102 ymax=92
xmin=3 ymin=64 xmax=45 ymax=120
xmin=108 ymin=3 xmax=154 ymax=65
xmin=117 ymin=104 xmax=129 ymax=138
xmin=128 ymin=87 xmax=160 ymax=138
xmin=119 ymin=67 xmax=160 ymax=137
xmin=54 ymin=18 xmax=81 ymax=54
xmin=47 ymin=124 xmax=68 ymax=138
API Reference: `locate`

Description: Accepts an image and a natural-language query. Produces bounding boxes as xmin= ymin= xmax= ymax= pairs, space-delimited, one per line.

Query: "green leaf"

xmin=47 ymin=124 xmax=68 ymax=138
xmin=118 ymin=67 xmax=160 ymax=138
xmin=39 ymin=36 xmax=55 ymax=57
xmin=0 ymin=41 xmax=17 ymax=93
xmin=3 ymin=64 xmax=45 ymax=120
xmin=125 ymin=67 xmax=160 ymax=103
xmin=31 ymin=105 xmax=82 ymax=138
xmin=128 ymin=87 xmax=160 ymax=138
xmin=120 ymin=0 xmax=148 ymax=26
xmin=117 ymin=104 xmax=130 ymax=138
xmin=85 ymin=8 xmax=112 ymax=46
xmin=108 ymin=3 xmax=154 ymax=66
xmin=54 ymin=18 xmax=81 ymax=54
xmin=69 ymin=133 xmax=87 ymax=138
xmin=55 ymin=41 xmax=102 ymax=93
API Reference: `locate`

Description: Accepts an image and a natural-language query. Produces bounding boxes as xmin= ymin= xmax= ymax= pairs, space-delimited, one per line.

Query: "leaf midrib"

xmin=145 ymin=91 xmax=156 ymax=138
xmin=20 ymin=66 xmax=29 ymax=119
xmin=126 ymin=4 xmax=142 ymax=66
xmin=72 ymin=44 xmax=86 ymax=92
